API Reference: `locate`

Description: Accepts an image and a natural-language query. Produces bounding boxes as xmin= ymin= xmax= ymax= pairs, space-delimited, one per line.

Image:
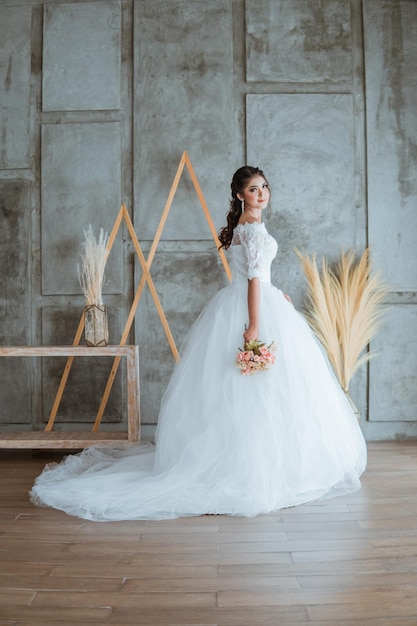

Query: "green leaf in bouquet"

xmin=244 ymin=339 xmax=265 ymax=355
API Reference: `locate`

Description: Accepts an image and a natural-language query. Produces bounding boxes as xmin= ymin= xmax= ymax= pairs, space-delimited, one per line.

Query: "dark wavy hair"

xmin=218 ymin=165 xmax=269 ymax=250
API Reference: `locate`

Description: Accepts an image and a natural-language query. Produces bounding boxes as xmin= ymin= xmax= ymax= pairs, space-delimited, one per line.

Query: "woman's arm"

xmin=243 ymin=277 xmax=260 ymax=343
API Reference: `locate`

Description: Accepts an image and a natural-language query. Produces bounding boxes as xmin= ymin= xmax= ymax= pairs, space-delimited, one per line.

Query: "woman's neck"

xmin=240 ymin=208 xmax=262 ymax=223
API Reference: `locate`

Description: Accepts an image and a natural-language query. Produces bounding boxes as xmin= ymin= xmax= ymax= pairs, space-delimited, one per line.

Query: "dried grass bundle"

xmin=295 ymin=248 xmax=388 ymax=392
xmin=77 ymin=225 xmax=109 ymax=306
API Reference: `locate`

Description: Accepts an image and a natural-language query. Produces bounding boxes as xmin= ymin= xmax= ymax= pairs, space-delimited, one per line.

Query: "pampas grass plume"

xmin=77 ymin=225 xmax=109 ymax=306
xmin=295 ymin=248 xmax=388 ymax=393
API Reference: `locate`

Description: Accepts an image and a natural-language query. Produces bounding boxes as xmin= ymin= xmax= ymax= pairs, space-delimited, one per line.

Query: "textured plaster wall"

xmin=0 ymin=0 xmax=415 ymax=440
xmin=364 ymin=1 xmax=417 ymax=436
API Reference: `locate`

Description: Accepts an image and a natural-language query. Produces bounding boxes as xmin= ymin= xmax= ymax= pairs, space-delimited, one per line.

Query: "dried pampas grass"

xmin=78 ymin=225 xmax=109 ymax=306
xmin=295 ymin=248 xmax=388 ymax=393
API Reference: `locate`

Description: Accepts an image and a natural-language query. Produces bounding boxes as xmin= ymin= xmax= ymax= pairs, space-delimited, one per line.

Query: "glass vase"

xmin=344 ymin=391 xmax=360 ymax=421
xmin=84 ymin=304 xmax=109 ymax=347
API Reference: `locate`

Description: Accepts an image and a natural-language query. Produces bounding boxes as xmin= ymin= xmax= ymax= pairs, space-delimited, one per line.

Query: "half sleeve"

xmin=239 ymin=226 xmax=265 ymax=280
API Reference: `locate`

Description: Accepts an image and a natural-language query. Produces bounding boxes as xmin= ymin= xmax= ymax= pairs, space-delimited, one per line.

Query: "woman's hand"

xmin=243 ymin=324 xmax=258 ymax=344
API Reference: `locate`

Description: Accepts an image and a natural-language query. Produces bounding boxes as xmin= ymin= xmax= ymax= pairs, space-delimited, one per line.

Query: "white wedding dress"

xmin=31 ymin=222 xmax=367 ymax=521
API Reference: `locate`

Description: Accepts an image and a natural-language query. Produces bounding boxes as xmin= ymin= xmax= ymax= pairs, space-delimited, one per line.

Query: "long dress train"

xmin=30 ymin=222 xmax=367 ymax=521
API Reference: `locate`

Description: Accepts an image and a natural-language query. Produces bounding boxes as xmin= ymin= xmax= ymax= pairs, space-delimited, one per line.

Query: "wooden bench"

xmin=0 ymin=345 xmax=140 ymax=449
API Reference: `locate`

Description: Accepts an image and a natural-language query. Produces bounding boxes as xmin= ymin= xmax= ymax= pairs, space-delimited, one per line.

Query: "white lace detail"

xmin=233 ymin=222 xmax=278 ymax=282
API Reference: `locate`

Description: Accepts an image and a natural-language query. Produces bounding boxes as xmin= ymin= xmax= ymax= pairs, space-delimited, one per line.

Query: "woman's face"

xmin=238 ymin=175 xmax=270 ymax=211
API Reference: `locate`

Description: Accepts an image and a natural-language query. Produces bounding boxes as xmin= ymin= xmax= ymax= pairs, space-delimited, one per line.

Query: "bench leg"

xmin=126 ymin=345 xmax=140 ymax=442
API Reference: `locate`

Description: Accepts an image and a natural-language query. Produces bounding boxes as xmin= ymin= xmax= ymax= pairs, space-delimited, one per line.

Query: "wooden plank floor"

xmin=1 ymin=441 xmax=417 ymax=625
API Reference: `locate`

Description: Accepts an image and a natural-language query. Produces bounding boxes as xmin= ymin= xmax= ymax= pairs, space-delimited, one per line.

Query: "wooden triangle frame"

xmin=45 ymin=151 xmax=232 ymax=433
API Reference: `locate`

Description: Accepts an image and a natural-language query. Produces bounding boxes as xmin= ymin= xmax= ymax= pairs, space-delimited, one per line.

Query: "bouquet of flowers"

xmin=235 ymin=339 xmax=276 ymax=376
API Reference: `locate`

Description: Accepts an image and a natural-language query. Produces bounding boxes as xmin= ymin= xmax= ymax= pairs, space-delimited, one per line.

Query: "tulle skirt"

xmin=30 ymin=279 xmax=367 ymax=521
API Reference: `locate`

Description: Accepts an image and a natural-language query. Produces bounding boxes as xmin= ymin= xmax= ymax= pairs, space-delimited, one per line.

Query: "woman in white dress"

xmin=30 ymin=166 xmax=367 ymax=521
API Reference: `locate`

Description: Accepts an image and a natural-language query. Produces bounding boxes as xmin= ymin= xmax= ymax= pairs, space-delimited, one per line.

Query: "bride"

xmin=30 ymin=165 xmax=367 ymax=521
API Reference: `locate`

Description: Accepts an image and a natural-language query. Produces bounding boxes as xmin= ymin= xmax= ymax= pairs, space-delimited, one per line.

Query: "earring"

xmin=241 ymin=200 xmax=244 ymax=212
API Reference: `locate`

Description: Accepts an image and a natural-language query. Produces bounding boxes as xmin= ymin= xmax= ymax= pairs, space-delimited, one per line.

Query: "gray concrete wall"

xmin=0 ymin=0 xmax=415 ymax=440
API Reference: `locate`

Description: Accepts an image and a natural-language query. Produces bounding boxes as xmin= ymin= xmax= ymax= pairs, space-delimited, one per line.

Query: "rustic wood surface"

xmin=0 ymin=346 xmax=136 ymax=357
xmin=0 ymin=441 xmax=417 ymax=624
xmin=0 ymin=431 xmax=134 ymax=449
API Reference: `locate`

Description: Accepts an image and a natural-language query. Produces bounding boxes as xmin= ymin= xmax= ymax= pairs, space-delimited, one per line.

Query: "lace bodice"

xmin=231 ymin=222 xmax=278 ymax=283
